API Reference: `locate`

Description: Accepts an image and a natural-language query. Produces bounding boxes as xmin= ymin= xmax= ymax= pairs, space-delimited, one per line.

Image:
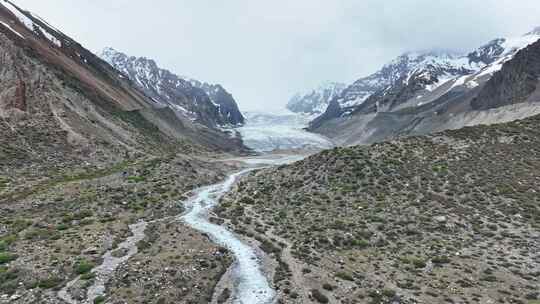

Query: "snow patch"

xmin=466 ymin=80 xmax=479 ymax=89
xmin=425 ymin=73 xmax=455 ymax=92
xmin=2 ymin=0 xmax=62 ymax=47
xmin=0 ymin=21 xmax=24 ymax=39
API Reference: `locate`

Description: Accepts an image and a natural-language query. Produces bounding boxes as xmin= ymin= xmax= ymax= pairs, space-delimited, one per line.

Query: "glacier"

xmin=236 ymin=111 xmax=334 ymax=152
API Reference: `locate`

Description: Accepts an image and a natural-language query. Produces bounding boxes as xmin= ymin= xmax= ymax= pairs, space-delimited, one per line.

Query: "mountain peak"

xmin=402 ymin=49 xmax=462 ymax=59
xmin=287 ymin=81 xmax=346 ymax=115
xmin=525 ymin=26 xmax=540 ymax=36
xmin=100 ymin=47 xmax=123 ymax=61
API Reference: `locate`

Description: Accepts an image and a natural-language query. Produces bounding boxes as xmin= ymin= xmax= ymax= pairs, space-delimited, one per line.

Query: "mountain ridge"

xmin=307 ymin=27 xmax=540 ymax=145
xmin=100 ymin=47 xmax=245 ymax=128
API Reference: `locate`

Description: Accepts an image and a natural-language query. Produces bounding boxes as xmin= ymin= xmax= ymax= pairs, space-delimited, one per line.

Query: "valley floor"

xmin=0 ymin=152 xmax=243 ymax=304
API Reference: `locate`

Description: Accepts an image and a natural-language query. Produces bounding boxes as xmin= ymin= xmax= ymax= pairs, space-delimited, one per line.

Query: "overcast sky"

xmin=14 ymin=0 xmax=540 ymax=112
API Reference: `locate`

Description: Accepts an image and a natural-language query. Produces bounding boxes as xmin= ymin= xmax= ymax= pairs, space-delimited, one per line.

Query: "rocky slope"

xmin=220 ymin=113 xmax=540 ymax=304
xmin=309 ymin=28 xmax=540 ymax=145
xmin=287 ymin=82 xmax=346 ymax=115
xmin=0 ymin=1 xmax=246 ymax=303
xmin=101 ymin=47 xmax=245 ymax=127
xmin=188 ymin=79 xmax=245 ymax=126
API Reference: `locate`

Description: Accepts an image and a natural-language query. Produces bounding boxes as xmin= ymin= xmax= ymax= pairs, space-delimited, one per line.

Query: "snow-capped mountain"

xmin=312 ymin=28 xmax=540 ymax=130
xmin=187 ymin=79 xmax=245 ymax=126
xmin=341 ymin=51 xmax=479 ymax=108
xmin=287 ymin=82 xmax=346 ymax=115
xmin=309 ymin=27 xmax=540 ymax=145
xmin=310 ymin=50 xmax=480 ymax=128
xmin=100 ymin=47 xmax=244 ymax=127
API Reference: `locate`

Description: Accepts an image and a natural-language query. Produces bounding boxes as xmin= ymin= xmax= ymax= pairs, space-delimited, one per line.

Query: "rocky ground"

xmin=0 ymin=148 xmax=240 ymax=303
xmin=105 ymin=220 xmax=232 ymax=304
xmin=219 ymin=115 xmax=540 ymax=304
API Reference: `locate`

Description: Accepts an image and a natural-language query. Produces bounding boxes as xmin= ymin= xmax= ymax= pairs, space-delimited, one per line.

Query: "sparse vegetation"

xmin=220 ymin=114 xmax=540 ymax=304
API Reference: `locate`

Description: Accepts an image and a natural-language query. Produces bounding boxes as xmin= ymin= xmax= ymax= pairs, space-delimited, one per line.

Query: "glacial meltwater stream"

xmin=182 ymin=155 xmax=304 ymax=304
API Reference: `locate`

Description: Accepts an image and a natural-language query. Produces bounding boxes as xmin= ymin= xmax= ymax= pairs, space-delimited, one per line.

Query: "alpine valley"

xmin=0 ymin=1 xmax=539 ymax=304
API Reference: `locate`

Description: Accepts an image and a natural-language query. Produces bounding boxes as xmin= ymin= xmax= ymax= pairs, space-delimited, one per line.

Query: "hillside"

xmin=220 ymin=114 xmax=540 ymax=303
xmin=0 ymin=1 xmax=246 ymax=302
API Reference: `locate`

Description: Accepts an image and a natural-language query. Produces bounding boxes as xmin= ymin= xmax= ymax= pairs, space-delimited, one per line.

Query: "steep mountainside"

xmin=287 ymin=82 xmax=346 ymax=115
xmin=188 ymin=79 xmax=245 ymax=126
xmin=310 ymin=50 xmax=482 ymax=126
xmin=309 ymin=29 xmax=540 ymax=145
xmin=0 ymin=1 xmax=245 ymax=165
xmin=471 ymin=38 xmax=540 ymax=110
xmin=0 ymin=1 xmax=246 ymax=303
xmin=101 ymin=47 xmax=244 ymax=127
xmin=221 ymin=114 xmax=540 ymax=304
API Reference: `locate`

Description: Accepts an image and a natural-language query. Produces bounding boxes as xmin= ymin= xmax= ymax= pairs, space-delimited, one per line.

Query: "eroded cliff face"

xmin=472 ymin=39 xmax=540 ymax=110
xmin=0 ymin=36 xmax=27 ymax=118
xmin=0 ymin=29 xmax=151 ymax=166
xmin=0 ymin=1 xmax=247 ymax=171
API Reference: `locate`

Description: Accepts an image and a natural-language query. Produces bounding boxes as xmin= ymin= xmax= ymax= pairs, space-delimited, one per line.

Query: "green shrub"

xmin=75 ymin=260 xmax=95 ymax=275
xmin=127 ymin=176 xmax=146 ymax=183
xmin=38 ymin=277 xmax=62 ymax=289
xmin=0 ymin=280 xmax=18 ymax=294
xmin=322 ymin=283 xmax=334 ymax=291
xmin=74 ymin=210 xmax=93 ymax=220
xmin=56 ymin=224 xmax=70 ymax=231
xmin=432 ymin=256 xmax=451 ymax=264
xmin=481 ymin=275 xmax=497 ymax=282
xmin=24 ymin=228 xmax=51 ymax=240
xmin=0 ymin=267 xmax=19 ymax=283
xmin=136 ymin=240 xmax=151 ymax=251
xmin=0 ymin=235 xmax=17 ymax=246
xmin=93 ymin=296 xmax=106 ymax=304
xmin=412 ymin=259 xmax=427 ymax=269
xmin=335 ymin=271 xmax=354 ymax=281
xmin=382 ymin=288 xmax=396 ymax=297
xmin=400 ymin=256 xmax=426 ymax=269
xmin=79 ymin=218 xmax=95 ymax=226
xmin=0 ymin=253 xmax=17 ymax=264
xmin=80 ymin=272 xmax=96 ymax=280
xmin=350 ymin=239 xmax=369 ymax=248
